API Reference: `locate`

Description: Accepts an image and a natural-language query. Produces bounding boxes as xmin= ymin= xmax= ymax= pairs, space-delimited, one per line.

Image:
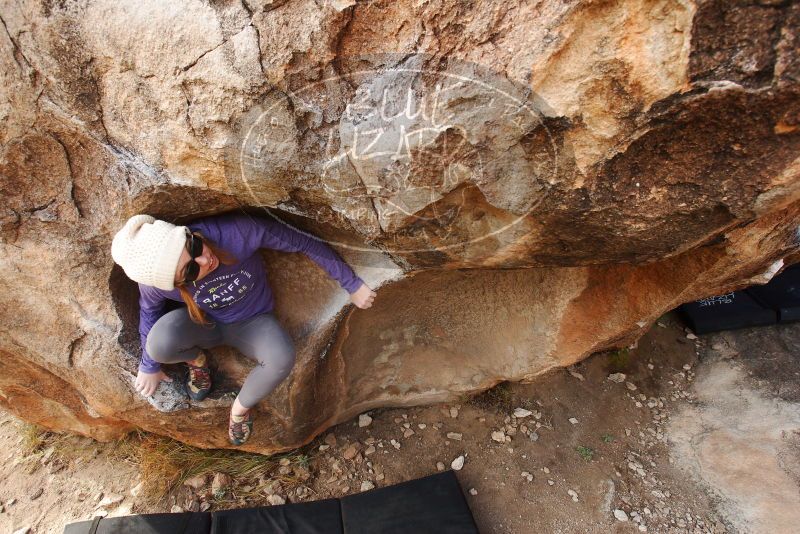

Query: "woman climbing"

xmin=111 ymin=212 xmax=376 ymax=446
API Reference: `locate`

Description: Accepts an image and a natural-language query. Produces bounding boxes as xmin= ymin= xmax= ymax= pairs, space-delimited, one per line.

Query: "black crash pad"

xmin=63 ymin=471 xmax=478 ymax=534
xmin=210 ymin=498 xmax=342 ymax=534
xmin=63 ymin=512 xmax=211 ymax=534
xmin=747 ymin=265 xmax=800 ymax=323
xmin=340 ymin=471 xmax=479 ymax=534
xmin=680 ymin=290 xmax=777 ymax=335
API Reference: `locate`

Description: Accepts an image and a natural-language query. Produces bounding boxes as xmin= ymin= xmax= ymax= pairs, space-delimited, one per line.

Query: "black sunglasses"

xmin=182 ymin=233 xmax=204 ymax=283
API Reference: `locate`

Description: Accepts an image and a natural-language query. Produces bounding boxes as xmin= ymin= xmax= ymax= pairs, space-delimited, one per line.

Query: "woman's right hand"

xmin=135 ymin=369 xmax=173 ymax=397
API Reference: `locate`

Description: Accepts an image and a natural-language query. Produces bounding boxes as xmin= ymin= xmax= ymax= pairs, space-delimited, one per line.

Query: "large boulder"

xmin=0 ymin=0 xmax=798 ymax=452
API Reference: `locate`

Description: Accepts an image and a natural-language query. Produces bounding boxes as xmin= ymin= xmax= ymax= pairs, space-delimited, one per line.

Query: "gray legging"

xmin=145 ymin=309 xmax=295 ymax=409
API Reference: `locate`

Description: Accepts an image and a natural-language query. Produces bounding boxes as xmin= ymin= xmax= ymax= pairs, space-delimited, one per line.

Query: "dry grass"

xmin=16 ymin=419 xmax=310 ymax=507
xmin=18 ymin=421 xmax=90 ymax=464
xmin=19 ymin=421 xmax=49 ymax=455
xmin=112 ymin=431 xmax=310 ymax=506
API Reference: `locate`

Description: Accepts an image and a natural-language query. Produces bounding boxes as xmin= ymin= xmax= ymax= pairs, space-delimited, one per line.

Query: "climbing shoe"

xmin=228 ymin=411 xmax=253 ymax=446
xmin=185 ymin=351 xmax=212 ymax=401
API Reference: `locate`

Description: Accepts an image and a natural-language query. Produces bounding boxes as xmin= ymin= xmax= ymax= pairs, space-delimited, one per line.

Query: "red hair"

xmin=175 ymin=232 xmax=237 ymax=326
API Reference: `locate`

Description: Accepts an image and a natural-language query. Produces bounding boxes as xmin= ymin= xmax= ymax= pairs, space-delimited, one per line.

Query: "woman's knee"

xmin=144 ymin=327 xmax=177 ymax=363
xmin=145 ymin=310 xmax=189 ymax=363
xmin=274 ymin=344 xmax=296 ymax=378
xmin=258 ymin=342 xmax=296 ymax=380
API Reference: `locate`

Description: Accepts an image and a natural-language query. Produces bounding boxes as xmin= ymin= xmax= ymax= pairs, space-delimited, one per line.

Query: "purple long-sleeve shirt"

xmin=137 ymin=213 xmax=364 ymax=373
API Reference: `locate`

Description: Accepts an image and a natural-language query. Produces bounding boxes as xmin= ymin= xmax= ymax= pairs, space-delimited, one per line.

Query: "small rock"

xmin=183 ymin=474 xmax=207 ymax=491
xmin=513 ymin=408 xmax=533 ymax=418
xmin=12 ymin=527 xmax=31 ymax=534
xmin=41 ymin=446 xmax=55 ymax=464
xmin=614 ymin=509 xmax=629 ymax=522
xmin=364 ymin=445 xmax=376 ymax=455
xmin=170 ymin=505 xmax=184 ymax=513
xmin=390 ymin=439 xmax=401 ymax=450
xmin=436 ymin=462 xmax=446 ymax=471
xmin=324 ymin=433 xmax=337 ymax=447
xmin=375 ymin=473 xmax=385 ymax=481
xmin=358 ymin=414 xmax=373 ymax=428
xmin=568 ymin=417 xmax=579 ymax=425
xmin=48 ymin=462 xmax=65 ymax=474
xmin=130 ymin=482 xmax=145 ymax=497
xmin=567 ymin=369 xmax=585 ymax=381
xmin=451 ymin=456 xmax=465 ymax=471
xmin=608 ymin=373 xmax=626 ymax=383
xmin=318 ymin=444 xmax=330 ymax=451
xmin=686 ymin=333 xmax=697 ymax=340
xmin=449 ymin=407 xmax=459 ymax=418
xmin=30 ymin=488 xmax=43 ymax=501
xmin=547 ymin=479 xmax=554 ymax=486
xmin=418 ymin=423 xmax=427 ymax=429
xmin=360 ymin=481 xmax=375 ymax=492
xmin=261 ymin=479 xmax=282 ymax=496
xmin=6 ymin=498 xmax=16 ymax=506
xmin=491 ymin=431 xmax=506 ymax=443
xmin=626 ymin=382 xmax=637 ymax=391
xmin=200 ymin=502 xmax=211 ymax=512
xmin=567 ymin=489 xmax=579 ymax=502
xmin=211 ymin=473 xmax=232 ymax=495
xmin=529 ymin=431 xmax=539 ymax=442
xmin=542 ymin=467 xmax=550 ymax=474
xmin=267 ymin=494 xmax=286 ymax=506
xmin=402 ymin=429 xmax=415 ymax=438
xmin=468 ymin=488 xmax=478 ymax=496
xmin=96 ymin=493 xmax=124 ymax=509
xmin=343 ymin=445 xmax=359 ymax=460
xmin=521 ymin=471 xmax=533 ymax=482
xmin=446 ymin=432 xmax=463 ymax=441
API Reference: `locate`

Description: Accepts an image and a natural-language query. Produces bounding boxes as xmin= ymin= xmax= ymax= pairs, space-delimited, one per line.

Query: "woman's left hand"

xmin=350 ymin=282 xmax=376 ymax=309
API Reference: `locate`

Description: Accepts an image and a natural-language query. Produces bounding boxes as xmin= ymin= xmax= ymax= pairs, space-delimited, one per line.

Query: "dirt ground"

xmin=1 ymin=312 xmax=799 ymax=534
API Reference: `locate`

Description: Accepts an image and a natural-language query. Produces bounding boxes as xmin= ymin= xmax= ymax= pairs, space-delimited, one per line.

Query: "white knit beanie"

xmin=111 ymin=215 xmax=188 ymax=291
